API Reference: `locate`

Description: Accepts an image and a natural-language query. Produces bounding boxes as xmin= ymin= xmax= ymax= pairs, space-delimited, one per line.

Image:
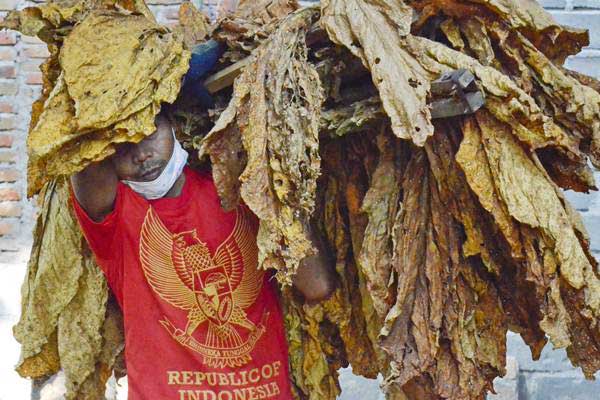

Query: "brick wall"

xmin=0 ymin=0 xmax=41 ymax=259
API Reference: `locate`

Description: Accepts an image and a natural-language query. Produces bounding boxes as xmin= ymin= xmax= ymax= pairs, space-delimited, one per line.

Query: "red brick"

xmin=0 ymin=32 xmax=16 ymax=45
xmin=0 ymin=222 xmax=13 ymax=236
xmin=0 ymin=101 xmax=14 ymax=113
xmin=0 ymin=134 xmax=12 ymax=147
xmin=0 ymin=201 xmax=20 ymax=217
xmin=0 ymin=188 xmax=19 ymax=201
xmin=0 ymin=65 xmax=16 ymax=79
xmin=0 ymin=151 xmax=16 ymax=163
xmin=26 ymin=72 xmax=43 ymax=85
xmin=23 ymin=46 xmax=50 ymax=59
xmin=0 ymin=168 xmax=18 ymax=182
xmin=0 ymin=47 xmax=15 ymax=61
xmin=0 ymin=116 xmax=15 ymax=130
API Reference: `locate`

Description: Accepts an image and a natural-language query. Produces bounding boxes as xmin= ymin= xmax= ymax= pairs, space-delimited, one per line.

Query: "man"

xmin=70 ymin=110 xmax=335 ymax=399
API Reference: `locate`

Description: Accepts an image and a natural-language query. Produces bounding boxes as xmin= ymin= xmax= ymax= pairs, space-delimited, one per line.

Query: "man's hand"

xmin=71 ymin=158 xmax=119 ymax=222
xmin=292 ymin=223 xmax=337 ymax=304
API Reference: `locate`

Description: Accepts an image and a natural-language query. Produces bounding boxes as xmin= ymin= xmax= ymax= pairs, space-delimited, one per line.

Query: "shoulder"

xmin=183 ymin=165 xmax=220 ymax=199
xmin=186 ymin=165 xmax=213 ymax=182
xmin=184 ymin=165 xmax=215 ymax=191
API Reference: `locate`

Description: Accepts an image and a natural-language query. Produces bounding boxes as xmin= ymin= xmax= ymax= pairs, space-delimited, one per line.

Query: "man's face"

xmin=112 ymin=117 xmax=174 ymax=182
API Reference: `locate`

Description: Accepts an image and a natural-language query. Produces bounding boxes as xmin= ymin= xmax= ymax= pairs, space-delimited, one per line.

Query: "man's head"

xmin=112 ymin=114 xmax=174 ymax=182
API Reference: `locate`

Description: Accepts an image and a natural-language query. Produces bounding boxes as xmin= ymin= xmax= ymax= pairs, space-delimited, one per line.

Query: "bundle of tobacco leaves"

xmin=1 ymin=0 xmax=190 ymax=196
xmin=4 ymin=0 xmax=600 ymax=398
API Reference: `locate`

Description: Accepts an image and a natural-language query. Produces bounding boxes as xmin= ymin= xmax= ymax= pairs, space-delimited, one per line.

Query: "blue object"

xmin=181 ymin=39 xmax=225 ymax=108
xmin=185 ymin=39 xmax=225 ymax=84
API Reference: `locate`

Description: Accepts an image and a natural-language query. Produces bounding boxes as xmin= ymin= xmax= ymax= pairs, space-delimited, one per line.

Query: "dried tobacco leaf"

xmin=73 ymin=295 xmax=125 ymax=400
xmin=58 ymin=246 xmax=108 ymax=398
xmin=321 ymin=0 xmax=433 ymax=145
xmin=202 ymin=7 xmax=324 ymax=282
xmin=458 ymin=112 xmax=600 ymax=373
xmin=357 ymin=132 xmax=403 ymax=316
xmin=3 ymin=1 xmax=189 ymax=195
xmin=177 ymin=1 xmax=210 ymax=49
xmin=26 ymin=10 xmax=189 ymax=195
xmin=214 ymin=0 xmax=300 ymax=61
xmin=412 ymin=0 xmax=588 ymax=63
xmin=13 ymin=177 xmax=119 ymax=399
xmin=437 ymin=15 xmax=600 ymax=183
xmin=14 ymin=178 xmax=86 ymax=378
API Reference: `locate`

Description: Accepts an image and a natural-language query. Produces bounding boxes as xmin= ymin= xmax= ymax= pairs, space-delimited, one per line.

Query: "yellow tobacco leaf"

xmin=321 ymin=0 xmax=433 ymax=145
xmin=14 ymin=178 xmax=86 ymax=377
xmin=60 ymin=12 xmax=184 ymax=130
xmin=15 ymin=6 xmax=189 ymax=195
xmin=14 ymin=177 xmax=116 ymax=399
xmin=456 ymin=116 xmax=522 ymax=257
xmin=358 ymin=132 xmax=401 ymax=316
xmin=58 ymin=248 xmax=109 ymax=398
xmin=475 ymin=111 xmax=594 ymax=291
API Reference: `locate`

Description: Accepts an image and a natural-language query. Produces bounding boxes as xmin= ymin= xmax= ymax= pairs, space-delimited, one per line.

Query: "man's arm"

xmin=292 ymin=225 xmax=337 ymax=303
xmin=70 ymin=158 xmax=119 ymax=222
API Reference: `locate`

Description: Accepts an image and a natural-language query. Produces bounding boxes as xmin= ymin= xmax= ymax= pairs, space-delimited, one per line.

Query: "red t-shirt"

xmin=71 ymin=166 xmax=293 ymax=400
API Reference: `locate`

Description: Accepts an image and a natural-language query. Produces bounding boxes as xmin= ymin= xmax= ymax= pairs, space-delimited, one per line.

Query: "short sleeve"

xmin=70 ymin=184 xmax=123 ymax=296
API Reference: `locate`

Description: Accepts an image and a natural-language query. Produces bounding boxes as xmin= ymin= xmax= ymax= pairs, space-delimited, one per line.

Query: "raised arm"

xmin=70 ymin=158 xmax=119 ymax=223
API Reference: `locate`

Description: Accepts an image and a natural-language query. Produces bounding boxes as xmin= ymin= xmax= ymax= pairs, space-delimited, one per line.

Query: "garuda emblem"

xmin=139 ymin=206 xmax=267 ymax=368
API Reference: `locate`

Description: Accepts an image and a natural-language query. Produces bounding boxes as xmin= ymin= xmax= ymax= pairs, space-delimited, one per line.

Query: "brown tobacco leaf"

xmin=358 ymin=132 xmax=404 ymax=316
xmin=413 ymin=0 xmax=588 ymax=63
xmin=379 ymin=135 xmax=507 ymax=399
xmin=319 ymin=134 xmax=382 ymax=378
xmin=177 ymin=2 xmax=210 ymax=49
xmin=214 ymin=0 xmax=299 ymax=60
xmin=321 ymin=0 xmax=434 ymax=145
xmin=457 ymin=112 xmax=600 ymax=376
xmin=282 ymin=133 xmax=385 ymax=399
xmin=202 ymin=7 xmax=324 ymax=282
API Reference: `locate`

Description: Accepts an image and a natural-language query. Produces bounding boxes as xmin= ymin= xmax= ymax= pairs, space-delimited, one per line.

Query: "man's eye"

xmin=115 ymin=144 xmax=131 ymax=156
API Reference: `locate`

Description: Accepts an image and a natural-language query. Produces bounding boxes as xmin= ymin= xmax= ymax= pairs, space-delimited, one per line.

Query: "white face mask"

xmin=122 ymin=128 xmax=189 ymax=200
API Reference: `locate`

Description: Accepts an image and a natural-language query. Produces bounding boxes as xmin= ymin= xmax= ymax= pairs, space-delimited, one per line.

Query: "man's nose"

xmin=132 ymin=146 xmax=153 ymax=164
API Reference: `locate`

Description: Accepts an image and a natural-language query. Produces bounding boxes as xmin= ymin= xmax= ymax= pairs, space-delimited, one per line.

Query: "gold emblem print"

xmin=139 ymin=206 xmax=268 ymax=368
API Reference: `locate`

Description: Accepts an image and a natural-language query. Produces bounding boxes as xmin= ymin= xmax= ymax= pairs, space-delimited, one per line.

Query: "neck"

xmin=164 ymin=171 xmax=186 ymax=198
